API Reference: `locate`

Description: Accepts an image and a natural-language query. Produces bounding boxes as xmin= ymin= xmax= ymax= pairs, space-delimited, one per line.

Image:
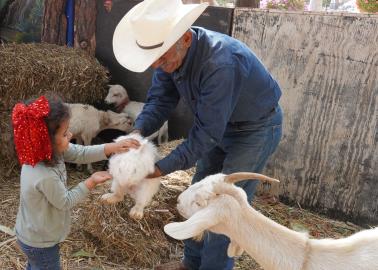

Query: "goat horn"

xmin=224 ymin=172 xmax=279 ymax=184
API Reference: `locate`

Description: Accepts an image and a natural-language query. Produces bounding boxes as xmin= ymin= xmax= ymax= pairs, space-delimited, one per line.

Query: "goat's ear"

xmin=164 ymin=207 xmax=220 ymax=240
xmin=194 ymin=192 xmax=210 ymax=207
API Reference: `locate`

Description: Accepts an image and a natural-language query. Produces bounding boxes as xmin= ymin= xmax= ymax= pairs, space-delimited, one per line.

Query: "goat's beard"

xmin=192 ymin=231 xmax=205 ymax=242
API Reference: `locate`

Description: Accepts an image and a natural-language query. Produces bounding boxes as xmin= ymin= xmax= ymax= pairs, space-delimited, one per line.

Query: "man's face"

xmin=151 ymin=32 xmax=191 ymax=73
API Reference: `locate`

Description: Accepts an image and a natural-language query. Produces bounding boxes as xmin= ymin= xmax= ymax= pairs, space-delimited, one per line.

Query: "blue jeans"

xmin=17 ymin=240 xmax=61 ymax=270
xmin=183 ymin=105 xmax=283 ymax=270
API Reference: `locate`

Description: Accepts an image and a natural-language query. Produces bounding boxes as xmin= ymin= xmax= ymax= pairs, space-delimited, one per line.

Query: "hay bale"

xmin=79 ymin=140 xmax=194 ymax=268
xmin=0 ymin=112 xmax=18 ymax=180
xmin=0 ymin=43 xmax=108 ymax=111
xmin=81 ymin=172 xmax=191 ymax=268
xmin=0 ymin=42 xmax=109 ymax=175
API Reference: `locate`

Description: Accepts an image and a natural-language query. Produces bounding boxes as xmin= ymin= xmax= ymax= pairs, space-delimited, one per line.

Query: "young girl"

xmin=12 ymin=94 xmax=139 ymax=270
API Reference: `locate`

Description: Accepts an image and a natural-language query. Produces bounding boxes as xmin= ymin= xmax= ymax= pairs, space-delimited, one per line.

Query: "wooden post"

xmin=74 ymin=0 xmax=97 ymax=55
xmin=41 ymin=0 xmax=66 ymax=45
xmin=41 ymin=0 xmax=97 ymax=55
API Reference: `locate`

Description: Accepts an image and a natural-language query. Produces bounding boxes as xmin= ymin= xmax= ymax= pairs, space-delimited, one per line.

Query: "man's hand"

xmin=85 ymin=171 xmax=112 ymax=190
xmin=146 ymin=165 xmax=163 ymax=178
xmin=104 ymin=138 xmax=140 ymax=156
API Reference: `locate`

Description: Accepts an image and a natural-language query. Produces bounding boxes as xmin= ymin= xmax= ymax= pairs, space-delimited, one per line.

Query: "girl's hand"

xmin=104 ymin=139 xmax=141 ymax=156
xmin=85 ymin=171 xmax=112 ymax=190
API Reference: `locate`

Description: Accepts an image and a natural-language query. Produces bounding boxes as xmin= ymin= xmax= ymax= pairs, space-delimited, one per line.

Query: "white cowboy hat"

xmin=113 ymin=0 xmax=208 ymax=73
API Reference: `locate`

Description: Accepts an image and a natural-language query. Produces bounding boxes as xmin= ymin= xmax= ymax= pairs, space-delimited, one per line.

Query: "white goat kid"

xmin=105 ymin=84 xmax=169 ymax=144
xmin=164 ymin=173 xmax=378 ymax=270
xmin=67 ymin=103 xmax=133 ymax=172
xmin=101 ymin=133 xmax=161 ymax=219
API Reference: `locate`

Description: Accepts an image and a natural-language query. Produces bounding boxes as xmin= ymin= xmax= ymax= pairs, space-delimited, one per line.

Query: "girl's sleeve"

xmin=63 ymin=143 xmax=107 ymax=164
xmin=36 ymin=174 xmax=90 ymax=210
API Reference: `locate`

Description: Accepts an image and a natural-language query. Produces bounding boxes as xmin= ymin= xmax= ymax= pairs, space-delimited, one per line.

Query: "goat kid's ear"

xmin=164 ymin=206 xmax=220 ymax=240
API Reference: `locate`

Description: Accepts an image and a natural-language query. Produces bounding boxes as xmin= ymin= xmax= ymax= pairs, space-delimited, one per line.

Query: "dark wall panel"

xmin=95 ymin=0 xmax=233 ymax=139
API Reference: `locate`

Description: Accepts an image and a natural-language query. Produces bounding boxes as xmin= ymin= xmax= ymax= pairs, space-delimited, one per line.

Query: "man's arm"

xmin=133 ymin=69 xmax=180 ymax=137
xmin=156 ymin=65 xmax=242 ymax=175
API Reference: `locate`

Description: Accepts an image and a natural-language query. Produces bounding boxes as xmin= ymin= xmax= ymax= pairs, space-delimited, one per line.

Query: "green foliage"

xmin=322 ymin=0 xmax=331 ymax=8
xmin=356 ymin=0 xmax=378 ymax=13
xmin=262 ymin=0 xmax=305 ymax=10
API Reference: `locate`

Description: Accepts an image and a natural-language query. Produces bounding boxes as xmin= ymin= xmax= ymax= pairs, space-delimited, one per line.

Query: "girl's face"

xmin=54 ymin=119 xmax=72 ymax=154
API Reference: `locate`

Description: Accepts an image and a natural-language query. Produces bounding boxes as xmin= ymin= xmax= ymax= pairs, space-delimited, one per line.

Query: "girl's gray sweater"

xmin=15 ymin=143 xmax=107 ymax=248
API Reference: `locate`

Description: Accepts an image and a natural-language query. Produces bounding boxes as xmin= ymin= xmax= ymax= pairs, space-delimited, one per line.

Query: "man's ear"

xmin=182 ymin=30 xmax=192 ymax=48
xmin=164 ymin=205 xmax=220 ymax=240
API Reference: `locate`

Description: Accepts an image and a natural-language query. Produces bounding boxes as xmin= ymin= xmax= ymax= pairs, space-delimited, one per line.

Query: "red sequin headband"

xmin=12 ymin=96 xmax=53 ymax=167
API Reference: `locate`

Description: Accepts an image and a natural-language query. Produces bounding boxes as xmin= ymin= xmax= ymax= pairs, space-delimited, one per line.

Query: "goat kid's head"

xmin=103 ymin=111 xmax=133 ymax=131
xmin=105 ymin=84 xmax=129 ymax=107
xmin=165 ymin=172 xmax=279 ymax=240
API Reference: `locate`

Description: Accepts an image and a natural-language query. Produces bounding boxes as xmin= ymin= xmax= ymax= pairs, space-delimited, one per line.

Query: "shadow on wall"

xmin=95 ymin=0 xmax=234 ymax=140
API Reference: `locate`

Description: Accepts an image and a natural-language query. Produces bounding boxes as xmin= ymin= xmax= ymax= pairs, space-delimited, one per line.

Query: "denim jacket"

xmin=134 ymin=27 xmax=281 ymax=175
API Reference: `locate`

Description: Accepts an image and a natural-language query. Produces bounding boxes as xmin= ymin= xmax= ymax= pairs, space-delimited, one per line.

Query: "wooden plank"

xmin=233 ymin=10 xmax=378 ymax=224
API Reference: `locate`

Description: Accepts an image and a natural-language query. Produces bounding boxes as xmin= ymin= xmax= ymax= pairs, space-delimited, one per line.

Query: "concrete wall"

xmin=233 ymin=10 xmax=377 ymax=224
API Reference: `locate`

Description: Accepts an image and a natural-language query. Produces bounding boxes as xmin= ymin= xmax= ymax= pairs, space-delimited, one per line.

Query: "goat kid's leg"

xmin=101 ymin=180 xmax=126 ymax=204
xmin=227 ymin=240 xmax=244 ymax=257
xmin=129 ymin=178 xmax=160 ymax=220
xmin=82 ymin=135 xmax=94 ymax=173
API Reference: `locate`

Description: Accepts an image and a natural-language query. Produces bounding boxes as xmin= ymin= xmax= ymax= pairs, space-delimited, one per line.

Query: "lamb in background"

xmin=105 ymin=84 xmax=169 ymax=144
xmin=164 ymin=172 xmax=378 ymax=270
xmin=68 ymin=103 xmax=133 ymax=172
xmin=101 ymin=133 xmax=161 ymax=220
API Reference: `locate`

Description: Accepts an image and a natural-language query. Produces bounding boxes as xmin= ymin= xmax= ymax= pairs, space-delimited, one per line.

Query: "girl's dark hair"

xmin=25 ymin=93 xmax=71 ymax=166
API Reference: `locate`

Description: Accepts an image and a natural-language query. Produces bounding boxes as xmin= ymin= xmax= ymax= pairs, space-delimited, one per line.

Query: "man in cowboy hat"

xmin=113 ymin=0 xmax=283 ymax=269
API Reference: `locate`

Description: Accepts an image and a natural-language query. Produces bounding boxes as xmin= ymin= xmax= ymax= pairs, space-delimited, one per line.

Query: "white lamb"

xmin=105 ymin=84 xmax=169 ymax=144
xmin=101 ymin=133 xmax=161 ymax=219
xmin=68 ymin=103 xmax=133 ymax=172
xmin=164 ymin=172 xmax=378 ymax=270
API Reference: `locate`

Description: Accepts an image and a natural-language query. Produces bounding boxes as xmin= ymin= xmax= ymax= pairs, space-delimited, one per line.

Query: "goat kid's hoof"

xmin=100 ymin=193 xmax=122 ymax=204
xmin=129 ymin=207 xmax=144 ymax=220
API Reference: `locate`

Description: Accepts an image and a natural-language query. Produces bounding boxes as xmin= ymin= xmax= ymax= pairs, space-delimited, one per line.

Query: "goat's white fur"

xmin=165 ymin=173 xmax=378 ymax=270
xmin=67 ymin=103 xmax=133 ymax=172
xmin=105 ymin=84 xmax=169 ymax=144
xmin=101 ymin=133 xmax=160 ymax=219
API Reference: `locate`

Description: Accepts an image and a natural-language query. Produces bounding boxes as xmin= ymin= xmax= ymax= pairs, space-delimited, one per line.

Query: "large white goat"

xmin=68 ymin=103 xmax=133 ymax=172
xmin=101 ymin=133 xmax=161 ymax=219
xmin=105 ymin=84 xmax=169 ymax=144
xmin=164 ymin=173 xmax=378 ymax=270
